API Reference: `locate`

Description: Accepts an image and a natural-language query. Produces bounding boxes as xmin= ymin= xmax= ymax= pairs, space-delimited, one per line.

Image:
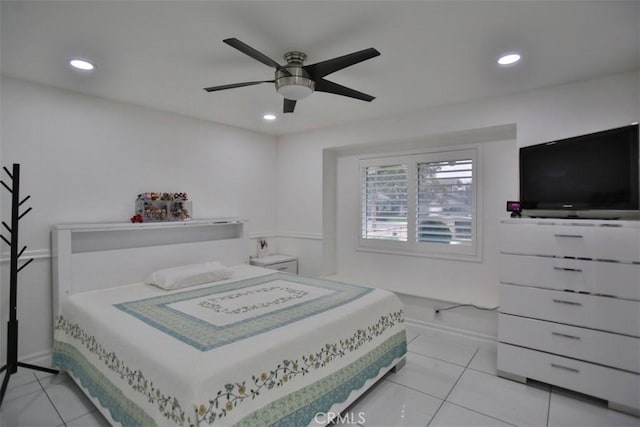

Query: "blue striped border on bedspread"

xmin=114 ymin=273 xmax=373 ymax=351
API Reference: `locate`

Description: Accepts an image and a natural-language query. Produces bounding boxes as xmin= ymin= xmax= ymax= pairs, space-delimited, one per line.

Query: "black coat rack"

xmin=0 ymin=164 xmax=58 ymax=406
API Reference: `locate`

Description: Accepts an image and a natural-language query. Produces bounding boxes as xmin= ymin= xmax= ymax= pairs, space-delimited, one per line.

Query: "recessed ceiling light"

xmin=69 ymin=58 xmax=95 ymax=71
xmin=498 ymin=53 xmax=521 ymax=66
xmin=263 ymin=114 xmax=276 ymax=121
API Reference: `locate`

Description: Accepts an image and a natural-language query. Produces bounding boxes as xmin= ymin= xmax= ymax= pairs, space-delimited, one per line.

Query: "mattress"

xmin=52 ymin=265 xmax=407 ymax=426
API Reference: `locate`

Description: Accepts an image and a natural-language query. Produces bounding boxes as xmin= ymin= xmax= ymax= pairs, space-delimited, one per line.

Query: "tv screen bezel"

xmin=519 ymin=124 xmax=640 ymax=220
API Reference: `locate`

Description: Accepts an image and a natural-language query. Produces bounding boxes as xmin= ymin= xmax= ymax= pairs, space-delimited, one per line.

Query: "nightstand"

xmin=250 ymin=254 xmax=298 ymax=274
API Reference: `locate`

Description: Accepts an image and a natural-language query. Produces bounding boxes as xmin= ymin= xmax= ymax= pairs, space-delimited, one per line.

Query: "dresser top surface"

xmin=501 ymin=218 xmax=640 ymax=228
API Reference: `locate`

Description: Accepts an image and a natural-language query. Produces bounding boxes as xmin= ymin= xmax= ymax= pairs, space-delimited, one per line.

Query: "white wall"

xmin=0 ymin=76 xmax=278 ymax=360
xmin=277 ymin=71 xmax=639 ymax=333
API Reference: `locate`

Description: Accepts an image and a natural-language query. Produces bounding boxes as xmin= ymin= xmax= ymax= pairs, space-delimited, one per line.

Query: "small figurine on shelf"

xmin=134 ymin=191 xmax=191 ymax=222
xmin=143 ymin=201 xmax=168 ymax=221
xmin=130 ymin=213 xmax=144 ymax=223
xmin=171 ymin=201 xmax=191 ymax=221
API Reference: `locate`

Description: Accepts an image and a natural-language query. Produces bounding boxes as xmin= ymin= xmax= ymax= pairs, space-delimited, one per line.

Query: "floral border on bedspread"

xmin=114 ymin=273 xmax=373 ymax=351
xmin=53 ymin=310 xmax=406 ymax=426
xmin=236 ymin=330 xmax=406 ymax=426
xmin=53 ymin=342 xmax=157 ymax=426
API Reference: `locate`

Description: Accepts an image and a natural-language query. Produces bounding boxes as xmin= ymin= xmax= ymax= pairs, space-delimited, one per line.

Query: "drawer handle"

xmin=551 ymin=332 xmax=581 ymax=340
xmin=551 ymin=363 xmax=580 ymax=373
xmin=554 ymin=233 xmax=584 ymax=238
xmin=553 ymin=266 xmax=583 ymax=272
xmin=276 ymin=267 xmax=288 ymax=271
xmin=552 ymin=299 xmax=582 ymax=306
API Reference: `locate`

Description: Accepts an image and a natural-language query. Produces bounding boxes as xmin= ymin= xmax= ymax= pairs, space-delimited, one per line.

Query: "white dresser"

xmin=497 ymin=218 xmax=640 ymax=415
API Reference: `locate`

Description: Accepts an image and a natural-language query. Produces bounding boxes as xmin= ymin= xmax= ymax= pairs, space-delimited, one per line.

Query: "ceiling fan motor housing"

xmin=275 ymin=51 xmax=315 ymax=100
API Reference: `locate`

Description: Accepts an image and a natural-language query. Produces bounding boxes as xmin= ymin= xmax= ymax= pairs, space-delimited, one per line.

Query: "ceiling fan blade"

xmin=304 ymin=48 xmax=380 ymax=79
xmin=314 ymin=79 xmax=375 ymax=102
xmin=223 ymin=38 xmax=291 ymax=76
xmin=283 ymin=98 xmax=297 ymax=113
xmin=203 ymin=80 xmax=274 ymax=92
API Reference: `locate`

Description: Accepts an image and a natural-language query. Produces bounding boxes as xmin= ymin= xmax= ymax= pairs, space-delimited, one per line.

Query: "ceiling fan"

xmin=204 ymin=38 xmax=380 ymax=113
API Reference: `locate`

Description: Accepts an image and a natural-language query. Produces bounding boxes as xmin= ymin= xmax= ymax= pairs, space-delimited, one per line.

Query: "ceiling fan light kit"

xmin=276 ymin=77 xmax=314 ymax=100
xmin=275 ymin=51 xmax=315 ymax=100
xmin=204 ymin=38 xmax=380 ymax=113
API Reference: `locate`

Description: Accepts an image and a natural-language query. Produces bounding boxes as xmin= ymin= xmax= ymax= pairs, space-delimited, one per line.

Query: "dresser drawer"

xmin=498 ymin=343 xmax=639 ymax=411
xmin=499 ymin=314 xmax=639 ymax=372
xmin=501 ymin=254 xmax=640 ymax=300
xmin=500 ymin=284 xmax=640 ymax=337
xmin=500 ymin=222 xmax=640 ymax=263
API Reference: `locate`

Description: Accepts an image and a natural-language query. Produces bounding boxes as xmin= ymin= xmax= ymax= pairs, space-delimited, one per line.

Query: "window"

xmin=360 ymin=148 xmax=480 ymax=260
xmin=361 ymin=159 xmax=408 ymax=242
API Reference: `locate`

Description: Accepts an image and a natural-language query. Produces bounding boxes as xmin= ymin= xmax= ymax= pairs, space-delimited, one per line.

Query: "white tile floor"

xmin=1 ymin=326 xmax=638 ymax=426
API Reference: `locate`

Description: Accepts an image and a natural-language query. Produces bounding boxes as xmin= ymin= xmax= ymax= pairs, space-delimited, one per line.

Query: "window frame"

xmin=358 ymin=145 xmax=482 ymax=262
xmin=359 ymin=156 xmax=410 ymax=253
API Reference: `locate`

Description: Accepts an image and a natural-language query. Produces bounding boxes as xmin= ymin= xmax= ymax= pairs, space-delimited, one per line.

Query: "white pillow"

xmin=146 ymin=261 xmax=233 ymax=290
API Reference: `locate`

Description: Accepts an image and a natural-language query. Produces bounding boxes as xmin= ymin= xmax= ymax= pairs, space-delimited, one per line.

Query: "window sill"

xmin=355 ymin=245 xmax=482 ymax=263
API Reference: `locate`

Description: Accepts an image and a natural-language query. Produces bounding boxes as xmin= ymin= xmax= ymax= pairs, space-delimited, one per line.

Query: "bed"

xmin=51 ymin=219 xmax=406 ymax=426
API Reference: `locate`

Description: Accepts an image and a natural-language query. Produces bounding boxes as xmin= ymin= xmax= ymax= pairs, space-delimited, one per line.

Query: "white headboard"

xmin=51 ymin=218 xmax=248 ymax=318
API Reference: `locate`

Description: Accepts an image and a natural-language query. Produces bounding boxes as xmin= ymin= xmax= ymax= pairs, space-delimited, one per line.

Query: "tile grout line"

xmin=384 ymin=377 xmax=447 ymax=402
xmin=407 ymin=334 xmax=489 ymax=369
xmin=352 ymin=331 xmax=420 ymax=427
xmin=0 ymin=372 xmax=43 ymax=406
xmin=406 ymin=333 xmax=420 ymax=346
xmin=402 ymin=335 xmax=515 ymax=426
xmin=36 ymin=374 xmax=67 ymax=426
xmin=422 ymin=347 xmax=529 ymax=427
xmin=425 ymin=346 xmax=479 ymax=426
xmin=407 ymin=349 xmax=477 ymax=370
xmin=334 ymin=330 xmax=423 ymax=427
xmin=442 ymin=401 xmax=521 ymax=427
xmin=387 ymin=349 xmax=474 ymax=399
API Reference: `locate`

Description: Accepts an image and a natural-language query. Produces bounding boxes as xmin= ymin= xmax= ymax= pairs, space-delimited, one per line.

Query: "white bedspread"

xmin=53 ymin=265 xmax=406 ymax=426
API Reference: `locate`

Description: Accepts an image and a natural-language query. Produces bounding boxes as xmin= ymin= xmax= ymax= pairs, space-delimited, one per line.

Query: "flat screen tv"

xmin=520 ymin=124 xmax=639 ymax=219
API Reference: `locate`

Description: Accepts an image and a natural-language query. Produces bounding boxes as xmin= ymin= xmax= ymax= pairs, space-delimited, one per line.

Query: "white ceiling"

xmin=1 ymin=1 xmax=638 ymax=136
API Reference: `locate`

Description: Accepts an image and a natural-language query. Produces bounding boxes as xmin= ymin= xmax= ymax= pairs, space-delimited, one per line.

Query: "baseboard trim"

xmin=405 ymin=317 xmax=497 ymax=351
xmin=0 ymin=249 xmax=51 ymax=263
xmin=278 ymin=232 xmax=323 ymax=240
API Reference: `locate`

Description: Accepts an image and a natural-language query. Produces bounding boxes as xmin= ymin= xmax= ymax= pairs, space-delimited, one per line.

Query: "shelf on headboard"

xmin=53 ymin=218 xmax=242 ymax=232
xmin=51 ymin=218 xmax=249 ymax=318
xmin=53 ymin=218 xmax=244 ymax=253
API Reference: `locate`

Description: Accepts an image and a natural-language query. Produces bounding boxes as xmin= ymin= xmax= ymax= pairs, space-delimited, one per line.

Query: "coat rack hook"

xmin=17 ymin=258 xmax=34 ymax=273
xmin=2 ymin=167 xmax=13 ymax=178
xmin=18 ymin=207 xmax=32 ymax=220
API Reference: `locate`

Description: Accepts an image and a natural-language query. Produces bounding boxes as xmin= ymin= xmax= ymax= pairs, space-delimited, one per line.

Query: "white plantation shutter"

xmin=359 ymin=147 xmax=479 ymax=260
xmin=416 ymin=159 xmax=473 ymax=245
xmin=361 ymin=162 xmax=408 ymax=241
